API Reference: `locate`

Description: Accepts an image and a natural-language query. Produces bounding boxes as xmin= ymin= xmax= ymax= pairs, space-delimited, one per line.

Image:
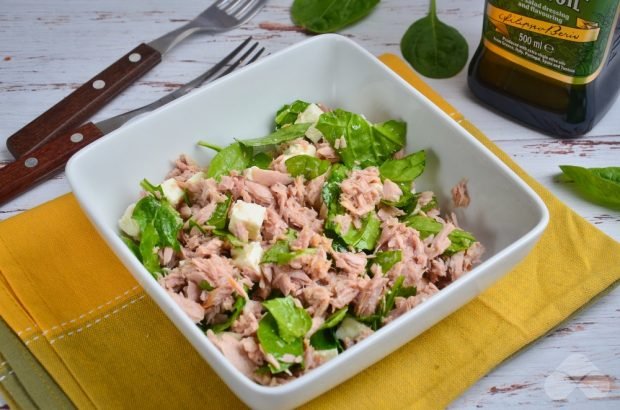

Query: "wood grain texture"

xmin=0 ymin=0 xmax=618 ymax=408
xmin=5 ymin=43 xmax=160 ymax=158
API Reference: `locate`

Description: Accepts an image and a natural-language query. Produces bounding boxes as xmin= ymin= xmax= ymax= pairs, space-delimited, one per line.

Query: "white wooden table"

xmin=1 ymin=0 xmax=618 ymax=408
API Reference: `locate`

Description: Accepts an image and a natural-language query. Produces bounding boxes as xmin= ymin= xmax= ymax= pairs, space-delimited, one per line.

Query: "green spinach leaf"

xmin=370 ymin=250 xmax=402 ymax=275
xmin=285 ymin=155 xmax=330 ymax=180
xmin=309 ymin=328 xmax=338 ymax=351
xmin=252 ymin=152 xmax=273 ymax=169
xmin=211 ymin=296 xmax=246 ymax=333
xmin=383 ymin=275 xmax=417 ymax=315
xmin=400 ymin=0 xmax=468 ymax=78
xmin=338 ymin=212 xmax=381 ymax=251
xmin=291 ymin=0 xmax=380 ymax=34
xmin=207 ymin=195 xmax=232 ymax=230
xmin=316 ymin=109 xmax=404 ymax=167
xmin=275 ymin=100 xmax=310 ymax=128
xmin=261 ymin=231 xmax=316 ymax=265
xmin=379 ymin=150 xmax=426 ymax=183
xmin=403 ymin=214 xmax=476 ymax=254
xmin=559 ymin=165 xmax=620 ymax=209
xmin=322 ymin=307 xmax=348 ymax=329
xmin=373 ymin=120 xmax=407 ymax=152
xmin=139 ymin=223 xmax=161 ymax=277
xmin=257 ymin=313 xmax=304 ymax=373
xmin=200 ymin=141 xmax=252 ymax=179
xmin=240 ymin=123 xmax=311 ymax=147
xmin=262 ymin=296 xmax=312 ymax=343
xmin=321 ymin=164 xmax=350 ymax=208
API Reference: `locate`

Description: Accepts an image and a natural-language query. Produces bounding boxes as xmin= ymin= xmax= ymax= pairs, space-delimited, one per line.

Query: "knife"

xmin=0 ymin=38 xmax=264 ymax=206
xmin=5 ymin=0 xmax=266 ymax=159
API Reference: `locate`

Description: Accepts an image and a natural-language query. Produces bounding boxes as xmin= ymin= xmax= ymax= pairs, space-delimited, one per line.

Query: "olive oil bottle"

xmin=468 ymin=0 xmax=620 ymax=138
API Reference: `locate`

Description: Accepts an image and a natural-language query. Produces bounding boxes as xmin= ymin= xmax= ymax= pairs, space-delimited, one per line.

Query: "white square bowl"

xmin=67 ymin=34 xmax=549 ymax=410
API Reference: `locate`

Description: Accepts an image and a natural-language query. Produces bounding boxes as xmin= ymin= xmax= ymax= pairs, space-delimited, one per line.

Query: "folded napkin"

xmin=1 ymin=54 xmax=618 ymax=410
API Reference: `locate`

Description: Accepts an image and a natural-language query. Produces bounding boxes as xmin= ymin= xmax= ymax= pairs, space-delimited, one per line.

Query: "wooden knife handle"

xmin=6 ymin=43 xmax=161 ymax=158
xmin=0 ymin=122 xmax=104 ymax=205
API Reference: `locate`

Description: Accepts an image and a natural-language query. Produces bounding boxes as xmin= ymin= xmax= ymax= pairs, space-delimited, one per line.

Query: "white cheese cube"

xmin=295 ymin=103 xmax=324 ymax=125
xmin=160 ymin=178 xmax=184 ymax=206
xmin=185 ymin=171 xmax=205 ymax=186
xmin=282 ymin=141 xmax=317 ymax=162
xmin=231 ymin=241 xmax=263 ymax=273
xmin=228 ymin=200 xmax=267 ymax=241
xmin=118 ymin=203 xmax=140 ymax=239
xmin=335 ymin=317 xmax=371 ymax=341
xmin=294 ymin=103 xmax=325 ymax=143
xmin=315 ymin=348 xmax=338 ymax=362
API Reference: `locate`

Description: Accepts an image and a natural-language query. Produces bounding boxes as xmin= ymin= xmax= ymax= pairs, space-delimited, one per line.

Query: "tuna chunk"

xmin=451 ymin=178 xmax=470 ymax=208
xmin=354 ymin=273 xmax=388 ymax=317
xmin=339 ymin=167 xmax=383 ymax=217
xmin=207 ymin=331 xmax=257 ymax=379
xmin=246 ymin=166 xmax=293 ymax=186
xmin=167 ymin=291 xmax=205 ymax=323
xmin=333 ymin=252 xmax=367 ymax=277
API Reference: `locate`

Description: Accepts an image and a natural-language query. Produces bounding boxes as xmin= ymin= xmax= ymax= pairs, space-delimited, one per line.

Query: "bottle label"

xmin=483 ymin=0 xmax=620 ymax=84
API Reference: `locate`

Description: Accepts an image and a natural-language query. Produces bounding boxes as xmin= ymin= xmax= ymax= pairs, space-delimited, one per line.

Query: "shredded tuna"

xmin=332 ymin=252 xmax=367 ymax=277
xmin=451 ymin=178 xmax=470 ymax=208
xmin=167 ymin=291 xmax=204 ymax=323
xmin=247 ymin=167 xmax=293 ymax=186
xmin=354 ymin=273 xmax=388 ymax=317
xmin=207 ymin=331 xmax=256 ymax=379
xmin=425 ymin=222 xmax=455 ymax=259
xmin=382 ymin=179 xmax=403 ymax=202
xmin=316 ymin=141 xmax=340 ymax=163
xmin=339 ymin=167 xmax=383 ymax=217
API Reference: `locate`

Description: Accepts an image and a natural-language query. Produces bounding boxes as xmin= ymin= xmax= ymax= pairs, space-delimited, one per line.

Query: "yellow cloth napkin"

xmin=1 ymin=54 xmax=619 ymax=410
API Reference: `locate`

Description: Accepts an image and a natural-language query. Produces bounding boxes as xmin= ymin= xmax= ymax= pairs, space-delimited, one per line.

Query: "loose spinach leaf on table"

xmin=400 ymin=0 xmax=468 ymax=78
xmin=285 ymin=155 xmax=330 ymax=180
xmin=316 ymin=109 xmax=405 ymax=167
xmin=275 ymin=100 xmax=310 ymax=128
xmin=240 ymin=123 xmax=311 ymax=147
xmin=291 ymin=0 xmax=380 ymax=34
xmin=379 ymin=150 xmax=426 ymax=183
xmin=199 ymin=141 xmax=252 ymax=179
xmin=559 ymin=165 xmax=620 ymax=209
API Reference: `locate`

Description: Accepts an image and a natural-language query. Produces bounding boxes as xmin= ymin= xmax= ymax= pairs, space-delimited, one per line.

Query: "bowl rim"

xmin=67 ymin=33 xmax=550 ymax=397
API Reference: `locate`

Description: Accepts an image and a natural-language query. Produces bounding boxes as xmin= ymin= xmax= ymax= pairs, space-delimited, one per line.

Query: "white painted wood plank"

xmin=0 ymin=1 xmax=618 ymax=408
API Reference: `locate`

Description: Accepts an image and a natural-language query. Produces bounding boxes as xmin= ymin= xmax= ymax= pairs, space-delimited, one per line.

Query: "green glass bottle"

xmin=468 ymin=0 xmax=620 ymax=138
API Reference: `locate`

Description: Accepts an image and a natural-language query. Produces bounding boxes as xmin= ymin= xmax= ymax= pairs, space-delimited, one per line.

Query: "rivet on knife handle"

xmin=0 ymin=123 xmax=104 ymax=205
xmin=5 ymin=44 xmax=161 ymax=158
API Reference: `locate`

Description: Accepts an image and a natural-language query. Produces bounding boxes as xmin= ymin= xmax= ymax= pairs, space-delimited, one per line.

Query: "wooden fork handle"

xmin=0 ymin=122 xmax=104 ymax=205
xmin=6 ymin=43 xmax=160 ymax=158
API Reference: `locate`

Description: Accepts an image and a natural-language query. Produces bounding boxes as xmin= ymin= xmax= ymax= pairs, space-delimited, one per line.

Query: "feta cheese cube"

xmin=314 ymin=348 xmax=338 ymax=363
xmin=335 ymin=317 xmax=371 ymax=341
xmin=294 ymin=103 xmax=325 ymax=143
xmin=231 ymin=241 xmax=264 ymax=273
xmin=185 ymin=171 xmax=205 ymax=186
xmin=160 ymin=178 xmax=184 ymax=206
xmin=228 ymin=200 xmax=267 ymax=241
xmin=118 ymin=203 xmax=140 ymax=239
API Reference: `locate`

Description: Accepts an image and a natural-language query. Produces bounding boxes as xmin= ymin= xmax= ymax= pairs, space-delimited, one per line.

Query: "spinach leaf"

xmin=414 ymin=192 xmax=438 ymax=212
xmin=132 ymin=193 xmax=183 ymax=273
xmin=403 ymin=214 xmax=477 ymax=254
xmin=275 ymin=100 xmax=310 ymax=129
xmin=120 ymin=234 xmax=141 ymax=260
xmin=139 ymin=223 xmax=161 ymax=277
xmin=400 ymin=0 xmax=468 ymax=78
xmin=285 ymin=155 xmax=330 ymax=180
xmin=373 ymin=120 xmax=407 ymax=153
xmin=262 ymin=296 xmax=312 ymax=343
xmin=383 ymin=275 xmax=417 ymax=315
xmin=257 ymin=313 xmax=304 ymax=373
xmin=199 ymin=280 xmax=214 ymax=291
xmin=207 ymin=195 xmax=232 ymax=230
xmin=559 ymin=165 xmax=620 ymax=209
xmin=240 ymin=123 xmax=311 ymax=147
xmin=446 ymin=229 xmax=476 ymax=254
xmin=316 ymin=109 xmax=404 ymax=167
xmin=252 ymin=152 xmax=273 ymax=170
xmin=322 ymin=307 xmax=348 ymax=329
xmin=291 ymin=0 xmax=380 ymax=34
xmin=140 ymin=178 xmax=164 ymax=196
xmin=261 ymin=231 xmax=316 ymax=265
xmin=379 ymin=150 xmax=426 ymax=184
xmin=211 ymin=296 xmax=246 ymax=333
xmin=339 ymin=212 xmax=381 ymax=251
xmin=200 ymin=141 xmax=252 ymax=179
xmin=310 ymin=328 xmax=338 ymax=351
xmin=321 ymin=164 xmax=349 ymax=208
xmin=370 ymin=250 xmax=402 ymax=275
xmin=212 ymin=229 xmax=245 ymax=247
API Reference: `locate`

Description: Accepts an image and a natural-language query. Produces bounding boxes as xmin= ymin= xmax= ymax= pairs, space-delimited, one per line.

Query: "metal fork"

xmin=0 ymin=38 xmax=265 ymax=206
xmin=6 ymin=0 xmax=267 ymax=159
